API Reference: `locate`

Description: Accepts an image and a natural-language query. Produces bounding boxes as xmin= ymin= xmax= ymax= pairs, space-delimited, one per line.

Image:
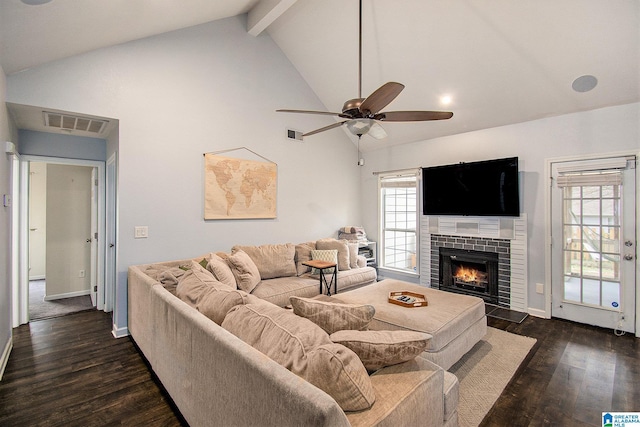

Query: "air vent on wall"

xmin=43 ymin=112 xmax=108 ymax=134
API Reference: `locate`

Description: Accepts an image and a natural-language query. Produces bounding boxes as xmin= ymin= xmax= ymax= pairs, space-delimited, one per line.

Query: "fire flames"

xmin=454 ymin=266 xmax=480 ymax=283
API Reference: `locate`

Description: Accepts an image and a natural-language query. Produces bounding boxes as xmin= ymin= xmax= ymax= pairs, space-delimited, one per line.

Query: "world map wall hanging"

xmin=204 ymin=148 xmax=277 ymax=220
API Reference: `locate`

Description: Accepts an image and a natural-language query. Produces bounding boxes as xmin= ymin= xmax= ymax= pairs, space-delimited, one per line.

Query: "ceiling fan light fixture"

xmin=346 ymin=118 xmax=373 ymax=136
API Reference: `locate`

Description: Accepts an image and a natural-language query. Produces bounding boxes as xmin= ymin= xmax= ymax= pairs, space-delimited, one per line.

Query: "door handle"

xmin=86 ymin=238 xmax=92 ymax=243
xmin=624 ymin=254 xmax=635 ymax=261
xmin=109 ymin=243 xmax=115 ymax=248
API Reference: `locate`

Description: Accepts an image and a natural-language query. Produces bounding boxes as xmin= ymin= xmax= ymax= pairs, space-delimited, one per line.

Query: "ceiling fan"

xmin=277 ymin=0 xmax=453 ymax=140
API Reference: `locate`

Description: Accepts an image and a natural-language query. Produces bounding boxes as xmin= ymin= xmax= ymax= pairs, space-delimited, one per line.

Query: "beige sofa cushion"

xmin=251 ymin=276 xmax=319 ymax=307
xmin=290 ymin=296 xmax=375 ymax=334
xmin=157 ymin=267 xmax=187 ymax=295
xmin=330 ymin=330 xmax=431 ymax=372
xmin=205 ymin=253 xmax=237 ymax=288
xmin=175 ymin=261 xmax=226 ymax=307
xmin=348 ymin=242 xmax=359 ymax=269
xmin=197 ymin=287 xmax=263 ymax=325
xmin=294 ymin=241 xmax=316 ymax=275
xmin=232 ymin=243 xmax=296 ymax=280
xmin=316 ymin=238 xmax=351 ymax=271
xmin=222 ymin=303 xmax=375 ymax=411
xmin=227 ymin=250 xmax=261 ymax=293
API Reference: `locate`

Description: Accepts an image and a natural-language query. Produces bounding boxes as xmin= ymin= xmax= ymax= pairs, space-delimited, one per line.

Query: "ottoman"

xmin=337 ymin=279 xmax=487 ymax=370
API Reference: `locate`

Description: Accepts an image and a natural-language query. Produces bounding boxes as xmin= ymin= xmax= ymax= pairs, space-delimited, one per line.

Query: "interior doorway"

xmin=27 ymin=162 xmax=96 ymax=321
xmin=14 ymin=156 xmax=107 ymax=325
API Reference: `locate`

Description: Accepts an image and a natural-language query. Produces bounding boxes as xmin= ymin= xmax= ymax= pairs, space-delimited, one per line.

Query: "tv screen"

xmin=422 ymin=157 xmax=520 ymax=217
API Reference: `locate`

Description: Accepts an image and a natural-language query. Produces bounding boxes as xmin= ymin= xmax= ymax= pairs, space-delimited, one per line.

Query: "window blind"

xmin=556 ymin=170 xmax=623 ymax=188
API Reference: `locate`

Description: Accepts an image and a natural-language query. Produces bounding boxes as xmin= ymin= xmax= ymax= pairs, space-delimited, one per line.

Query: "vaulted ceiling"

xmin=1 ymin=0 xmax=638 ymax=148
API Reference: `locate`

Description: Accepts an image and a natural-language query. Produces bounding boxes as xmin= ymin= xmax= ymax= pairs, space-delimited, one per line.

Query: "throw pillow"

xmin=196 ymin=287 xmax=263 ymax=325
xmin=289 ymin=296 xmax=375 ymax=334
xmin=329 ymin=330 xmax=432 ymax=372
xmin=176 ymin=261 xmax=223 ymax=307
xmin=205 ymin=253 xmax=237 ymax=288
xmin=316 ymin=238 xmax=351 ymax=271
xmin=232 ymin=244 xmax=296 ymax=279
xmin=348 ymin=242 xmax=359 ymax=269
xmin=226 ymin=250 xmax=261 ymax=294
xmin=310 ymin=249 xmax=338 ymax=274
xmin=294 ymin=241 xmax=316 ymax=276
xmin=222 ymin=303 xmax=375 ymax=411
xmin=157 ymin=266 xmax=187 ymax=295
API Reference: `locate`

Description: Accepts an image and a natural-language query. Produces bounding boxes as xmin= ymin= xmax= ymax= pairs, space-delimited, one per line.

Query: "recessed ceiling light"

xmin=440 ymin=95 xmax=453 ymax=106
xmin=21 ymin=0 xmax=53 ymax=5
xmin=572 ymin=75 xmax=598 ymax=93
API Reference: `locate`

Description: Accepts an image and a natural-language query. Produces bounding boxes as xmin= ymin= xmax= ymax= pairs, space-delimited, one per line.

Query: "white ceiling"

xmin=1 ymin=0 xmax=638 ymax=148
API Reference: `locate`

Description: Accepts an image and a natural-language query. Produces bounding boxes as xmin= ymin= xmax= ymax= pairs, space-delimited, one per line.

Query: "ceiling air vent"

xmin=43 ymin=112 xmax=108 ymax=134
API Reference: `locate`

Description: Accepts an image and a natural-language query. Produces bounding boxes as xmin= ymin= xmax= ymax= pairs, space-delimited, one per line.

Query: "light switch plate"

xmin=134 ymin=226 xmax=148 ymax=238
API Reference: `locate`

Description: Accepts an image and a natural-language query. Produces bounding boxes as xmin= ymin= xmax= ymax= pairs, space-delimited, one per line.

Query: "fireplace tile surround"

xmin=419 ymin=215 xmax=528 ymax=312
xmin=431 ymin=235 xmax=511 ymax=306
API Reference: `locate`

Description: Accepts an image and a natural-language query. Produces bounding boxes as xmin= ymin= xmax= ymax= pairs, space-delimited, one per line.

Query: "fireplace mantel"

xmin=420 ymin=214 xmax=528 ymax=311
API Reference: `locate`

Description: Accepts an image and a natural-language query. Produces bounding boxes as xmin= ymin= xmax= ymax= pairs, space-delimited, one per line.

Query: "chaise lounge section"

xmin=336 ymin=279 xmax=487 ymax=370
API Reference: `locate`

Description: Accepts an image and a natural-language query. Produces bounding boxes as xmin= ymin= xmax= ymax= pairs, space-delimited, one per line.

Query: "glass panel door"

xmin=562 ymin=184 xmax=621 ymax=309
xmin=551 ymin=157 xmax=636 ymax=333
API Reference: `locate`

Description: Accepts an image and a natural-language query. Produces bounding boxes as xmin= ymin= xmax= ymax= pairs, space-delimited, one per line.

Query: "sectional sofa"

xmin=128 ymin=239 xmax=459 ymax=426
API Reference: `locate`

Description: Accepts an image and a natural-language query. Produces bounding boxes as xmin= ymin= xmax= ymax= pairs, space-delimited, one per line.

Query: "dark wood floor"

xmin=0 ymin=310 xmax=187 ymax=427
xmin=483 ymin=316 xmax=640 ymax=427
xmin=0 ymin=310 xmax=638 ymax=427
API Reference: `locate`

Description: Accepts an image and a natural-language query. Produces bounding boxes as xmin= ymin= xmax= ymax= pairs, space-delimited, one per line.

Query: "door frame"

xmin=105 ymin=153 xmax=117 ymax=313
xmin=545 ymin=150 xmax=639 ymax=337
xmin=14 ymin=155 xmax=107 ymax=324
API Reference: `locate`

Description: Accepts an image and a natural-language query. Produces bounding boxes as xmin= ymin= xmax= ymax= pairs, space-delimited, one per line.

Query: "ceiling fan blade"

xmin=277 ymin=109 xmax=344 ymax=117
xmin=374 ymin=111 xmax=454 ymax=122
xmin=303 ymin=121 xmax=348 ymax=137
xmin=368 ymin=122 xmax=387 ymax=140
xmin=359 ymin=82 xmax=405 ymax=115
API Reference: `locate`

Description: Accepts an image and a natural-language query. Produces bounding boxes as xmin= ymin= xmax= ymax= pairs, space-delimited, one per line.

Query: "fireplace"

xmin=439 ymin=247 xmax=499 ymax=304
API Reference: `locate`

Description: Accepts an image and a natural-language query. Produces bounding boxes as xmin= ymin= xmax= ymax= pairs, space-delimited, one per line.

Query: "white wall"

xmin=6 ymin=16 xmax=362 ymax=334
xmin=360 ymin=102 xmax=640 ymax=313
xmin=0 ymin=65 xmax=18 ymax=378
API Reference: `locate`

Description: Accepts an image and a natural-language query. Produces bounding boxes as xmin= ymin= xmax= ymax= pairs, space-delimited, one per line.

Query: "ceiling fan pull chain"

xmin=358 ymin=0 xmax=362 ymax=99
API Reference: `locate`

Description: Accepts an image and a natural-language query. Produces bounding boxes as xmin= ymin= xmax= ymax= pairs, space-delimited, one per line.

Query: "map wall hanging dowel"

xmin=203 ymin=148 xmax=277 ymax=220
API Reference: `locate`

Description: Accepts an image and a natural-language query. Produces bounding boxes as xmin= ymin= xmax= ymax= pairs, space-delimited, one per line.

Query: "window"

xmin=379 ymin=171 xmax=419 ymax=273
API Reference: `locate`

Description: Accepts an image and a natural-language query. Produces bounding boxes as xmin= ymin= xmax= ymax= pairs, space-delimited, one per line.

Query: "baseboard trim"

xmin=112 ymin=324 xmax=129 ymax=338
xmin=528 ymin=307 xmax=548 ymax=319
xmin=0 ymin=336 xmax=13 ymax=381
xmin=44 ymin=289 xmax=91 ymax=301
xmin=29 ymin=275 xmax=45 ymax=281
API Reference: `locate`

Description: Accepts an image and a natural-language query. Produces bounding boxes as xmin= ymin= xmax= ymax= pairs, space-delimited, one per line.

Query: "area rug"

xmin=29 ymin=280 xmax=94 ymax=321
xmin=449 ymin=327 xmax=537 ymax=427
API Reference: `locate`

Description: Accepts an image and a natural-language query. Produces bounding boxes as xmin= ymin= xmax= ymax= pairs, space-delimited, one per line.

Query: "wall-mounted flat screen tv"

xmin=422 ymin=157 xmax=520 ymax=217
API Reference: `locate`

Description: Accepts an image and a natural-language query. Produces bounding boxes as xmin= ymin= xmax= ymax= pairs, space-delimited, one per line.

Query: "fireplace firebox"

xmin=439 ymin=247 xmax=499 ymax=304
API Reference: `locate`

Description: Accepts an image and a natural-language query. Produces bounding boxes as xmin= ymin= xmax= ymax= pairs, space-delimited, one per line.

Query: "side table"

xmin=302 ymin=260 xmax=338 ymax=296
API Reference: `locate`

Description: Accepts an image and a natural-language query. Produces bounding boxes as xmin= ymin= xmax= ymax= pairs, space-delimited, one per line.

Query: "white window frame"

xmin=377 ymin=169 xmax=420 ymax=275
